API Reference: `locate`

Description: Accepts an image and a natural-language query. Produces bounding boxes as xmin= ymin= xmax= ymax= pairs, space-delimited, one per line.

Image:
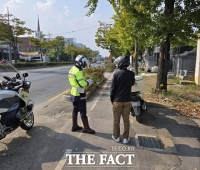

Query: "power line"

xmin=51 ymin=21 xmax=113 ymax=36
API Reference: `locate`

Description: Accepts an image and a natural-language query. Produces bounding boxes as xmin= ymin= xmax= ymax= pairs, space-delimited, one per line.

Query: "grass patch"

xmin=143 ymin=74 xmax=200 ymax=118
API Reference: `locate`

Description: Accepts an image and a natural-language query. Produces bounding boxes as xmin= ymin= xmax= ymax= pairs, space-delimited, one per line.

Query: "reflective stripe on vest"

xmin=72 ymin=87 xmax=85 ymax=93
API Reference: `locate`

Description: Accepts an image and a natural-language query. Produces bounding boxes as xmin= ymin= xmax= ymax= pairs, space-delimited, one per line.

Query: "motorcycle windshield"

xmin=0 ymin=59 xmax=22 ymax=82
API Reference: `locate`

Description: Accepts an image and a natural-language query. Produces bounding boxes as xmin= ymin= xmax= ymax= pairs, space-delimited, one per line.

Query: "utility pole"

xmin=195 ymin=34 xmax=200 ymax=85
xmin=7 ymin=7 xmax=12 ymax=62
xmin=47 ymin=32 xmax=52 ymax=40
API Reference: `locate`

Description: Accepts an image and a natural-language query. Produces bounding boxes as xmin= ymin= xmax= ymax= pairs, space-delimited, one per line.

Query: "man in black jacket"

xmin=110 ymin=56 xmax=135 ymax=144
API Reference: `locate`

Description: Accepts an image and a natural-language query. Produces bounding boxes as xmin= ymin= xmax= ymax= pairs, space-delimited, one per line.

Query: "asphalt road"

xmin=20 ymin=65 xmax=72 ymax=107
xmin=22 ymin=63 xmax=102 ymax=107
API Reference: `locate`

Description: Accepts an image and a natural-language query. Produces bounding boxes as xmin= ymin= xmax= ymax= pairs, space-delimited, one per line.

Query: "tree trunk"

xmin=156 ymin=36 xmax=170 ymax=92
xmin=125 ymin=50 xmax=130 ymax=56
xmin=156 ymin=0 xmax=174 ymax=92
xmin=134 ymin=37 xmax=139 ymax=75
xmin=13 ymin=44 xmax=17 ymax=61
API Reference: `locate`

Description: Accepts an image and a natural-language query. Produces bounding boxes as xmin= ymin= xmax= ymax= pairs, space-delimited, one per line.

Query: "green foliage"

xmin=64 ymin=45 xmax=98 ymax=60
xmin=13 ymin=62 xmax=73 ymax=68
xmin=83 ymin=67 xmax=105 ymax=92
xmin=105 ymin=61 xmax=116 ymax=72
xmin=49 ymin=36 xmax=65 ymax=51
xmin=96 ymin=21 xmax=125 ymax=56
xmin=85 ymin=0 xmax=200 ymax=91
xmin=29 ymin=35 xmax=66 ymax=61
xmin=0 ymin=13 xmax=33 ymax=60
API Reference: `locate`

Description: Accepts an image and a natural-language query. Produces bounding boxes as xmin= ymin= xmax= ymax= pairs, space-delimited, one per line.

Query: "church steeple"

xmin=37 ymin=16 xmax=40 ymax=32
xmin=35 ymin=15 xmax=42 ymax=39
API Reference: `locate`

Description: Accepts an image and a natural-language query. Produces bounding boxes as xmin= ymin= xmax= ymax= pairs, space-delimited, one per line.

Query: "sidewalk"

xmin=36 ymin=71 xmax=200 ymax=170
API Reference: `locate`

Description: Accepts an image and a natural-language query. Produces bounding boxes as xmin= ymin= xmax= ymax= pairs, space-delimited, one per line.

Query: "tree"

xmin=0 ymin=13 xmax=33 ymax=61
xmin=64 ymin=45 xmax=77 ymax=61
xmin=94 ymin=3 xmax=149 ymax=74
xmin=49 ymin=36 xmax=65 ymax=62
xmin=29 ymin=34 xmax=46 ymax=62
xmin=85 ymin=0 xmax=200 ymax=91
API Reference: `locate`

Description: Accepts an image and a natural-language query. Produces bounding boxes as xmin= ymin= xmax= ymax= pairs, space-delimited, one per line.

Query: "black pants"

xmin=72 ymin=101 xmax=87 ymax=118
xmin=71 ymin=93 xmax=87 ymax=118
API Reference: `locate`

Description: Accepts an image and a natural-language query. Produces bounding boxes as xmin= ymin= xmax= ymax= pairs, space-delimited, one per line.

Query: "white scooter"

xmin=130 ymin=73 xmax=147 ymax=123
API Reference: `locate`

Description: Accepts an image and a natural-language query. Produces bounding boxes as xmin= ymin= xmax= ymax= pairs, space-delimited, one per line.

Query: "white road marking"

xmin=90 ymin=72 xmax=114 ymax=111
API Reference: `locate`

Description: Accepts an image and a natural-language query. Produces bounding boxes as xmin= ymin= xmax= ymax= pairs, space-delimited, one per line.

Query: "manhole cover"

xmin=137 ymin=136 xmax=164 ymax=149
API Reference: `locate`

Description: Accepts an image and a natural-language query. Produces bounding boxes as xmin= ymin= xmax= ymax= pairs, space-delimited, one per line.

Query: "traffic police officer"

xmin=68 ymin=55 xmax=95 ymax=134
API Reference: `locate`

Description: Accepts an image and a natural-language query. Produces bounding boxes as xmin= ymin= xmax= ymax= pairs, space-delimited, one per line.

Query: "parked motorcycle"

xmin=130 ymin=74 xmax=147 ymax=123
xmin=0 ymin=62 xmax=34 ymax=140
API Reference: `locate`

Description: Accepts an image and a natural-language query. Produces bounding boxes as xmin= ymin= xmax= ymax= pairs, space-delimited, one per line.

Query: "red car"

xmin=0 ymin=59 xmax=8 ymax=64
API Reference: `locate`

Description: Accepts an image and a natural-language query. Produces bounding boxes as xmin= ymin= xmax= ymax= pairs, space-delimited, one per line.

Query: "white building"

xmin=35 ymin=17 xmax=43 ymax=39
xmin=75 ymin=43 xmax=85 ymax=48
xmin=64 ymin=38 xmax=76 ymax=46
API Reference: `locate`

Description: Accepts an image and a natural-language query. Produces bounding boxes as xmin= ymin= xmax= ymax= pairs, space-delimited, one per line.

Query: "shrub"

xmin=105 ymin=61 xmax=116 ymax=72
xmin=83 ymin=67 xmax=105 ymax=92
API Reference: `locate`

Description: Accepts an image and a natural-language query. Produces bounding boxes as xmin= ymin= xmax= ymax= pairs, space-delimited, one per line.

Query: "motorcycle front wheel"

xmin=20 ymin=112 xmax=34 ymax=130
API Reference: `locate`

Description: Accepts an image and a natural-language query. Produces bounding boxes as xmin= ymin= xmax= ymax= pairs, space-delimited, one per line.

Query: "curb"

xmin=146 ymin=101 xmax=174 ymax=109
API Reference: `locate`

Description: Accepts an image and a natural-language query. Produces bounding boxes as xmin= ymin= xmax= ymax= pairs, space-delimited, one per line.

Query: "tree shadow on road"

xmin=139 ymin=103 xmax=200 ymax=157
xmin=0 ymin=125 xmax=105 ymax=170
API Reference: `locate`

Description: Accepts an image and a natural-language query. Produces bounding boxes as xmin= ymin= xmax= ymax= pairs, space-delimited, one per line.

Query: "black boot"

xmin=71 ymin=116 xmax=83 ymax=132
xmin=81 ymin=117 xmax=95 ymax=134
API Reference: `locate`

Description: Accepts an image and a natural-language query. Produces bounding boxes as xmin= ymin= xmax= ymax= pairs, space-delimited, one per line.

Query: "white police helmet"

xmin=75 ymin=55 xmax=87 ymax=68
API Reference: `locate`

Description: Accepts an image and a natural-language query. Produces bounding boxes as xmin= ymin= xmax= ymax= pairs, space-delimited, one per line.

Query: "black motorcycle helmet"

xmin=117 ymin=56 xmax=130 ymax=69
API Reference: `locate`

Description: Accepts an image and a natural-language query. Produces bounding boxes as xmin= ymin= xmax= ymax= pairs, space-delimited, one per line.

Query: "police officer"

xmin=68 ymin=55 xmax=95 ymax=134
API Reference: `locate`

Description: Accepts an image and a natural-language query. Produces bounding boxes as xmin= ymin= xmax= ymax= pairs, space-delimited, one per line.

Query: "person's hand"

xmin=86 ymin=79 xmax=93 ymax=85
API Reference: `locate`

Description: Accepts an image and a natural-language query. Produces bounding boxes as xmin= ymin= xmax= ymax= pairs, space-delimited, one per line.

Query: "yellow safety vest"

xmin=68 ymin=66 xmax=88 ymax=96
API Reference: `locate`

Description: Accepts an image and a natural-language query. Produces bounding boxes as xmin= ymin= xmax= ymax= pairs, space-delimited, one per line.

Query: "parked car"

xmin=11 ymin=60 xmax=19 ymax=64
xmin=29 ymin=59 xmax=42 ymax=63
xmin=0 ymin=59 xmax=8 ymax=64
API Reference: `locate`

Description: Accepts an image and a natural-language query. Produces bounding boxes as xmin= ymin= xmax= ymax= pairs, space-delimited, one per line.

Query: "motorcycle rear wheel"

xmin=130 ymin=107 xmax=135 ymax=117
xmin=20 ymin=112 xmax=34 ymax=130
xmin=136 ymin=115 xmax=142 ymax=123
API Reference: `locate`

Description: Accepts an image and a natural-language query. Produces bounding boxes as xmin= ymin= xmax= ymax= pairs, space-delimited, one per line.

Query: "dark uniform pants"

xmin=71 ymin=93 xmax=87 ymax=118
xmin=72 ymin=101 xmax=87 ymax=118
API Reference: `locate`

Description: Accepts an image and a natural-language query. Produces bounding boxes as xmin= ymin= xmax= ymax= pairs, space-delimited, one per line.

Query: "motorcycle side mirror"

xmin=12 ymin=77 xmax=16 ymax=81
xmin=23 ymin=73 xmax=28 ymax=78
xmin=16 ymin=73 xmax=21 ymax=79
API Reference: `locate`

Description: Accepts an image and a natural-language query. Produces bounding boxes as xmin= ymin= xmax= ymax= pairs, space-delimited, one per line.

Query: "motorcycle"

xmin=0 ymin=61 xmax=34 ymax=140
xmin=130 ymin=74 xmax=147 ymax=123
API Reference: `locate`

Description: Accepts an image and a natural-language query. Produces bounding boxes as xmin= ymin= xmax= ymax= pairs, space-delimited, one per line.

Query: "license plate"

xmin=131 ymin=101 xmax=140 ymax=107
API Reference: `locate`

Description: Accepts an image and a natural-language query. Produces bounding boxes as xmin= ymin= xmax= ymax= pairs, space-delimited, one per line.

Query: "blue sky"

xmin=0 ymin=0 xmax=115 ymax=57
